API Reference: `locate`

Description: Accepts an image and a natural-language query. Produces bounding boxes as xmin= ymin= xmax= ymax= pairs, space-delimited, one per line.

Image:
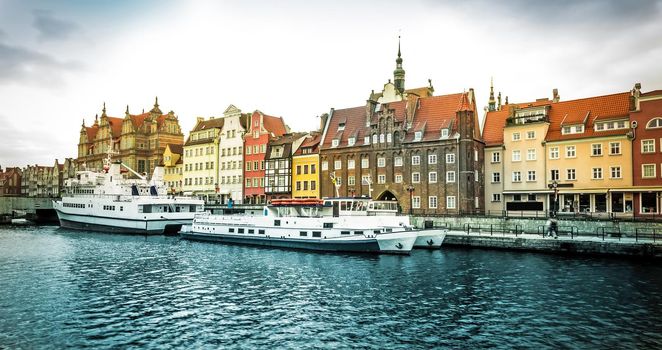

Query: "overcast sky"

xmin=1 ymin=0 xmax=661 ymax=168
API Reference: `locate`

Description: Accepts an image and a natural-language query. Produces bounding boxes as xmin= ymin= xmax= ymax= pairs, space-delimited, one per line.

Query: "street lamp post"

xmin=406 ymin=184 xmax=415 ymax=216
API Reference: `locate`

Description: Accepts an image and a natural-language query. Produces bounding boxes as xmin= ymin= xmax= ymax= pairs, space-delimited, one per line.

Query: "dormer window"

xmin=595 ymin=120 xmax=629 ymax=131
xmin=441 ymin=129 xmax=449 ymax=138
xmin=348 ymin=137 xmax=355 ymax=146
xmin=414 ymin=131 xmax=422 ymax=141
xmin=331 ymin=139 xmax=340 ymax=147
xmin=338 ymin=122 xmax=345 ymax=131
xmin=364 ymin=136 xmax=370 ymax=145
xmin=562 ymin=125 xmax=584 ymax=135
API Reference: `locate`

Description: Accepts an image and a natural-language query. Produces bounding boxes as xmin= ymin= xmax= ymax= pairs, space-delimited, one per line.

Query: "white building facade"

xmin=217 ymin=104 xmax=247 ymax=204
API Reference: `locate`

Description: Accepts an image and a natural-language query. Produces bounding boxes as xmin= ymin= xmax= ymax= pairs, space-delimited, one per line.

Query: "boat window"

xmin=274 ymin=220 xmax=281 ymax=226
xmin=175 ymin=207 xmax=180 ymax=212
xmin=312 ymin=231 xmax=322 ymax=238
xmin=373 ymin=230 xmax=381 ymax=234
xmin=258 ymin=229 xmax=265 ymax=234
xmin=229 ymin=228 xmax=235 ymax=233
xmin=238 ymin=228 xmax=244 ymax=234
xmin=300 ymin=231 xmax=307 ymax=236
xmin=323 ymin=222 xmax=333 ymax=228
xmin=368 ymin=203 xmax=374 ymax=210
xmin=248 ymin=229 xmax=254 ymax=234
xmin=354 ymin=231 xmax=363 ymax=235
xmin=386 ymin=228 xmax=392 ymax=232
xmin=324 ymin=201 xmax=331 ymax=206
xmin=341 ymin=231 xmax=350 ymax=235
xmin=340 ymin=201 xmax=347 ymax=211
xmin=142 ymin=205 xmax=152 ymax=213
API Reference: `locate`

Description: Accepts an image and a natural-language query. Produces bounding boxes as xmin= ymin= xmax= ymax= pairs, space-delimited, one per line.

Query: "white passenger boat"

xmin=53 ymin=148 xmax=204 ymax=234
xmin=181 ymin=198 xmax=446 ymax=254
xmin=321 ymin=197 xmax=447 ymax=249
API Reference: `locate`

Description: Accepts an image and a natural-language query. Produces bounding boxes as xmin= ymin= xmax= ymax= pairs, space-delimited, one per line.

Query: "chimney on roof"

xmin=505 ymin=96 xmax=509 ymax=105
xmin=552 ymin=88 xmax=560 ymax=103
xmin=319 ymin=113 xmax=329 ymax=132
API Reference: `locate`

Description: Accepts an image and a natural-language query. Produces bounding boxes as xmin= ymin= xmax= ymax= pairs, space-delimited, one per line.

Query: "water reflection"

xmin=0 ymin=226 xmax=661 ymax=349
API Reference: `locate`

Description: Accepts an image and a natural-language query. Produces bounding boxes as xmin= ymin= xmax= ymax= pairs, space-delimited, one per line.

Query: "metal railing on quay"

xmin=634 ymin=228 xmax=658 ymax=243
xmin=536 ymin=225 xmax=578 ymax=239
xmin=463 ymin=223 xmax=523 ymax=236
xmin=409 ymin=209 xmax=662 ymax=223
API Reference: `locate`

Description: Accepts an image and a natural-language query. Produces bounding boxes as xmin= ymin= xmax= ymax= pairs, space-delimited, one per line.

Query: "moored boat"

xmin=53 ymin=145 xmax=204 ymax=234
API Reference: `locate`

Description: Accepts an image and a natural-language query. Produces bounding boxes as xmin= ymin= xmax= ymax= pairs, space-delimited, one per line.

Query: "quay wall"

xmin=443 ymin=233 xmax=662 ymax=258
xmin=411 ymin=216 xmax=662 ymax=236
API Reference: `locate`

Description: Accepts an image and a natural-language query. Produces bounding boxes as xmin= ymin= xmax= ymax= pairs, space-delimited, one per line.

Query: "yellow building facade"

xmin=163 ymin=144 xmax=183 ymax=195
xmin=292 ymin=133 xmax=321 ymax=199
xmin=183 ymin=117 xmax=224 ymax=199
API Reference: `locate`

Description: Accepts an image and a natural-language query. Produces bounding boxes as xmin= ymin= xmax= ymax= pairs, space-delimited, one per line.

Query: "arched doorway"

xmin=376 ymin=190 xmax=397 ymax=201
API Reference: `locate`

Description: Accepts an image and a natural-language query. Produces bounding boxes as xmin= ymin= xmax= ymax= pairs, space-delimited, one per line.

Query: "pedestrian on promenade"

xmin=545 ymin=215 xmax=559 ymax=239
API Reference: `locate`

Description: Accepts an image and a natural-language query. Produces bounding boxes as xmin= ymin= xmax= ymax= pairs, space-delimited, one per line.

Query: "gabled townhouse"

xmin=162 ymin=144 xmax=183 ymax=195
xmin=182 ymin=117 xmax=223 ymax=199
xmin=264 ymin=132 xmax=308 ymax=201
xmin=292 ymin=132 xmax=322 ymax=199
xmin=217 ymin=105 xmax=248 ymax=205
xmin=243 ymin=110 xmax=288 ymax=204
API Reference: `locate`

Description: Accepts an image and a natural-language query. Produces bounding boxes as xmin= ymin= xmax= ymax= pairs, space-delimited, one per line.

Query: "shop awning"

xmin=502 ymin=189 xmax=554 ymax=194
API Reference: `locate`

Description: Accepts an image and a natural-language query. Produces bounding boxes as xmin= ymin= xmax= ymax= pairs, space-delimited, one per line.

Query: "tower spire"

xmin=393 ymin=35 xmax=405 ymax=94
xmin=102 ymin=102 xmax=107 ymax=117
xmin=488 ymin=77 xmax=496 ymax=112
xmin=150 ymin=96 xmax=162 ymax=114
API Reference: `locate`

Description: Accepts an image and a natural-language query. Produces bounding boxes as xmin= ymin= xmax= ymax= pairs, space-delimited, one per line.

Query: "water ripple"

xmin=1 ymin=226 xmax=662 ymax=349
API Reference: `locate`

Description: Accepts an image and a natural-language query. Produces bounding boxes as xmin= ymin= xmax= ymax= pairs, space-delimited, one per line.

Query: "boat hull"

xmin=56 ymin=210 xmax=190 ymax=235
xmin=180 ymin=230 xmax=416 ymax=255
xmin=413 ymin=229 xmax=447 ymax=249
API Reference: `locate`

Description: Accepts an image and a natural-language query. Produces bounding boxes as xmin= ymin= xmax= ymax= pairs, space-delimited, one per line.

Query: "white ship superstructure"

xmin=54 ymin=147 xmax=204 ymax=234
xmin=181 ymin=198 xmax=445 ymax=254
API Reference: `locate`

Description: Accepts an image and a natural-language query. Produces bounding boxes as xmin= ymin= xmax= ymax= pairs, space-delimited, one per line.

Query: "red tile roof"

xmin=641 ymin=90 xmax=662 ymax=97
xmin=482 ymin=100 xmax=552 ymax=147
xmin=322 ymin=92 xmax=476 ymax=149
xmin=107 ymin=117 xmax=123 ymax=138
xmin=482 ymin=92 xmax=631 ymax=145
xmin=545 ymin=92 xmax=630 ymax=142
xmin=192 ymin=118 xmax=225 ymax=132
xmin=263 ymin=115 xmax=287 ymax=137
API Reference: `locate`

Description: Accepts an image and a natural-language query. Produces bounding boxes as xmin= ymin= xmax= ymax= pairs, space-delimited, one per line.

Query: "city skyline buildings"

xmin=1 ymin=0 xmax=661 ymax=167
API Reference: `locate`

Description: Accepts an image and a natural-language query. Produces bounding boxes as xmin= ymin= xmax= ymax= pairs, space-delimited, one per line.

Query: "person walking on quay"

xmin=545 ymin=215 xmax=559 ymax=239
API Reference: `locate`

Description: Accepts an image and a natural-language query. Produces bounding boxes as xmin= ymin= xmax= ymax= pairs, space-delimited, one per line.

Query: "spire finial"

xmin=102 ymin=102 xmax=107 ymax=117
xmin=126 ymin=105 xmax=130 ymax=114
xmin=398 ymin=35 xmax=401 ymax=58
xmin=488 ymin=77 xmax=497 ymax=112
xmin=154 ymin=96 xmax=159 ymax=108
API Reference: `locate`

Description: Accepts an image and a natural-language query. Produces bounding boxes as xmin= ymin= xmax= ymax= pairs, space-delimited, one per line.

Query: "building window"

xmin=361 ymin=175 xmax=371 ymax=185
xmin=372 ymin=134 xmax=378 ymax=144
xmin=412 ymin=196 xmax=421 ymax=209
xmin=334 ymin=160 xmax=341 ymax=170
xmin=527 ymin=171 xmax=536 ymax=181
xmin=411 ymin=155 xmax=420 ymax=165
xmin=395 ymin=174 xmax=402 ymax=183
xmin=296 ymin=181 xmax=301 ymax=191
xmin=646 ymin=118 xmax=662 ymax=129
xmin=441 ymin=129 xmax=449 ymax=138
xmin=642 ymin=164 xmax=656 ymax=178
xmin=492 ymin=193 xmax=501 ymax=202
xmin=565 ymin=145 xmax=576 ymax=158
xmin=551 ymin=169 xmax=559 ymax=181
xmin=492 ymin=172 xmax=501 ymax=183
xmin=608 ymin=142 xmax=621 ymax=155
xmin=321 ymin=161 xmax=328 ymax=171
xmin=526 ymin=131 xmax=535 ymax=139
xmin=591 ymin=144 xmax=602 ymax=156
xmin=642 ymin=139 xmax=655 ymax=153
xmin=394 ymin=157 xmax=403 ymax=167
xmin=378 ymin=174 xmax=386 ymax=184
xmin=348 ymin=137 xmax=355 ymax=146
xmin=526 ymin=149 xmax=536 ymax=161
xmin=361 ymin=158 xmax=369 ymax=168
xmin=512 ymin=171 xmax=521 ymax=182
xmin=348 ymin=159 xmax=355 ymax=169
xmin=446 ymin=196 xmax=456 ymax=209
xmin=379 ymin=134 xmax=385 ymax=143
xmin=549 ymin=147 xmax=559 ymax=159
xmin=412 ymin=172 xmax=420 ymax=183
xmin=311 ymin=181 xmax=316 ymax=190
xmin=364 ymin=136 xmax=370 ymax=145
xmin=414 ymin=131 xmax=422 ymax=141
xmin=304 ymin=164 xmax=309 ymax=174
xmin=246 ymin=178 xmax=252 ymax=187
xmin=492 ymin=152 xmax=500 ymax=163
xmin=387 ymin=133 xmax=392 ymax=143
xmin=446 ymin=171 xmax=456 ymax=183
xmin=429 ymin=172 xmax=437 ymax=183
xmin=567 ymin=168 xmax=576 ymax=180
xmin=428 ymin=154 xmax=437 ymax=164
xmin=610 ymin=166 xmax=621 ymax=179
xmin=512 ymin=150 xmax=521 ymax=162
xmin=378 ymin=157 xmax=386 ymax=167
xmin=332 ymin=139 xmax=339 ymax=147
xmin=512 ymin=132 xmax=521 ymax=141
xmin=446 ymin=154 xmax=455 ymax=164
xmin=592 ymin=167 xmax=603 ymax=179
xmin=348 ymin=176 xmax=355 ymax=186
xmin=429 ymin=196 xmax=438 ymax=209
xmin=296 ymin=165 xmax=301 ymax=175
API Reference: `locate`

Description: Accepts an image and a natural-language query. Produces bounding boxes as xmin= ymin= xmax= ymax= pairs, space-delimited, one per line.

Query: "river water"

xmin=1 ymin=225 xmax=661 ymax=349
